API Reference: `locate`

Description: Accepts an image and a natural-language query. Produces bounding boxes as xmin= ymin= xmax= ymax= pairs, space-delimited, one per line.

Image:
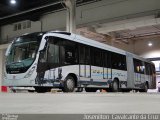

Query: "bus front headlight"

xmin=24 ymin=66 xmax=36 ymax=78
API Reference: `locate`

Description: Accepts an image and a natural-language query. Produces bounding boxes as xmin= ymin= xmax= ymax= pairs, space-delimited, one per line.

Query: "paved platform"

xmin=0 ymin=93 xmax=160 ymax=114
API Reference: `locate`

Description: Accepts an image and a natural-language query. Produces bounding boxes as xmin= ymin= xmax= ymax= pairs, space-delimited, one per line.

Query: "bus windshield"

xmin=6 ymin=33 xmax=43 ymax=74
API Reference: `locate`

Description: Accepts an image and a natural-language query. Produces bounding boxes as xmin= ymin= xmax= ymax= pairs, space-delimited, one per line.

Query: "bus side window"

xmin=85 ymin=46 xmax=90 ymax=65
xmin=47 ymin=43 xmax=59 ymax=64
xmin=79 ymin=45 xmax=85 ymax=64
xmin=103 ymin=51 xmax=111 ymax=68
xmin=79 ymin=44 xmax=90 ymax=65
xmin=91 ymin=48 xmax=102 ymax=67
xmin=111 ymin=52 xmax=126 ymax=70
xmin=104 ymin=52 xmax=107 ymax=68
xmin=61 ymin=40 xmax=78 ymax=65
xmin=107 ymin=51 xmax=111 ymax=68
xmin=133 ymin=59 xmax=144 ymax=74
xmin=46 ymin=37 xmax=60 ymax=68
xmin=145 ymin=62 xmax=150 ymax=75
xmin=134 ymin=59 xmax=139 ymax=73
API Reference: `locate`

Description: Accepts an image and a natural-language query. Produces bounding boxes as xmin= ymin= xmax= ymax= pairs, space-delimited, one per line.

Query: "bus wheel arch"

xmin=111 ymin=78 xmax=120 ymax=92
xmin=62 ymin=73 xmax=78 ymax=92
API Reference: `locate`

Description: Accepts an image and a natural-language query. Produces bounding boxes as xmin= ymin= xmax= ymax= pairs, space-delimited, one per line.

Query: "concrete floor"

xmin=0 ymin=92 xmax=160 ymax=114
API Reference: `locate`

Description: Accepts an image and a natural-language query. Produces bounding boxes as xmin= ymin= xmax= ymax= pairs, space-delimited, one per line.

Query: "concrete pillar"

xmin=0 ymin=50 xmax=2 ymax=92
xmin=64 ymin=0 xmax=76 ymax=33
xmin=0 ymin=27 xmax=3 ymax=92
xmin=0 ymin=44 xmax=9 ymax=92
xmin=0 ymin=50 xmax=5 ymax=92
xmin=0 ymin=27 xmax=2 ymax=43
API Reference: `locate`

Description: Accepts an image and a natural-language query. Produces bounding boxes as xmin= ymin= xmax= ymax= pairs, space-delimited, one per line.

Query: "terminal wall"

xmin=0 ymin=45 xmax=8 ymax=92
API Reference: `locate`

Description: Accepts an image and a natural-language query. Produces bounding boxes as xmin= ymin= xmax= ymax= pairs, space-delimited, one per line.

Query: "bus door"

xmin=79 ymin=46 xmax=91 ymax=80
xmin=91 ymin=48 xmax=104 ymax=83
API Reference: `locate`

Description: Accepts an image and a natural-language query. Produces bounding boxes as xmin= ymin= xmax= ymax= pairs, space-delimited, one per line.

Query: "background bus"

xmin=4 ymin=31 xmax=156 ymax=92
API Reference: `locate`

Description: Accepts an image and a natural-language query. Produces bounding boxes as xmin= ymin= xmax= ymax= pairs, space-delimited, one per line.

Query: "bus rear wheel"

xmin=139 ymin=83 xmax=148 ymax=92
xmin=62 ymin=76 xmax=75 ymax=92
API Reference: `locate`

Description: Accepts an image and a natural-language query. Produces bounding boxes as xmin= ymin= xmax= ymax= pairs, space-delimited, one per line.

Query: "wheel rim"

xmin=113 ymin=81 xmax=118 ymax=91
xmin=66 ymin=79 xmax=74 ymax=91
xmin=145 ymin=84 xmax=148 ymax=92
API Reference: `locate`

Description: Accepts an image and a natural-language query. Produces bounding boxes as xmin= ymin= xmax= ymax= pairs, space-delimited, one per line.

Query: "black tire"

xmin=85 ymin=88 xmax=97 ymax=92
xmin=140 ymin=83 xmax=148 ymax=92
xmin=62 ymin=76 xmax=75 ymax=92
xmin=76 ymin=87 xmax=83 ymax=92
xmin=111 ymin=80 xmax=119 ymax=92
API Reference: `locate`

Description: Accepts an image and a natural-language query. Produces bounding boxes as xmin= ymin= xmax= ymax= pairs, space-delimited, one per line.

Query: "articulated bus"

xmin=4 ymin=31 xmax=156 ymax=92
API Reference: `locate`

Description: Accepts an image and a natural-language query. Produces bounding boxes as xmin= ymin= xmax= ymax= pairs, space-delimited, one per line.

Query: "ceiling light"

xmin=148 ymin=42 xmax=153 ymax=47
xmin=10 ymin=0 xmax=16 ymax=5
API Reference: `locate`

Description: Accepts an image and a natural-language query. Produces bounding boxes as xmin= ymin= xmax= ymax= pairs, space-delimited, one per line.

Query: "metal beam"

xmin=0 ymin=1 xmax=62 ymax=20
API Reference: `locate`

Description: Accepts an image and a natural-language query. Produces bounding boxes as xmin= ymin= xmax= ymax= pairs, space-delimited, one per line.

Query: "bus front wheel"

xmin=62 ymin=76 xmax=75 ymax=92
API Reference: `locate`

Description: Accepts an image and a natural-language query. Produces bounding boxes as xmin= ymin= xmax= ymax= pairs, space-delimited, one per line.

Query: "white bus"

xmin=4 ymin=31 xmax=156 ymax=92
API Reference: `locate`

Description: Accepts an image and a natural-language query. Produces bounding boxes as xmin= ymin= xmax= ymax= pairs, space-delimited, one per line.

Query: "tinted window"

xmin=47 ymin=37 xmax=60 ymax=68
xmin=104 ymin=51 xmax=111 ymax=68
xmin=111 ymin=52 xmax=126 ymax=70
xmin=47 ymin=43 xmax=59 ymax=64
xmin=47 ymin=37 xmax=78 ymax=67
xmin=79 ymin=45 xmax=90 ymax=65
xmin=91 ymin=48 xmax=102 ymax=67
xmin=145 ymin=62 xmax=150 ymax=75
xmin=79 ymin=45 xmax=85 ymax=64
xmin=60 ymin=40 xmax=78 ymax=65
xmin=133 ymin=59 xmax=144 ymax=74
